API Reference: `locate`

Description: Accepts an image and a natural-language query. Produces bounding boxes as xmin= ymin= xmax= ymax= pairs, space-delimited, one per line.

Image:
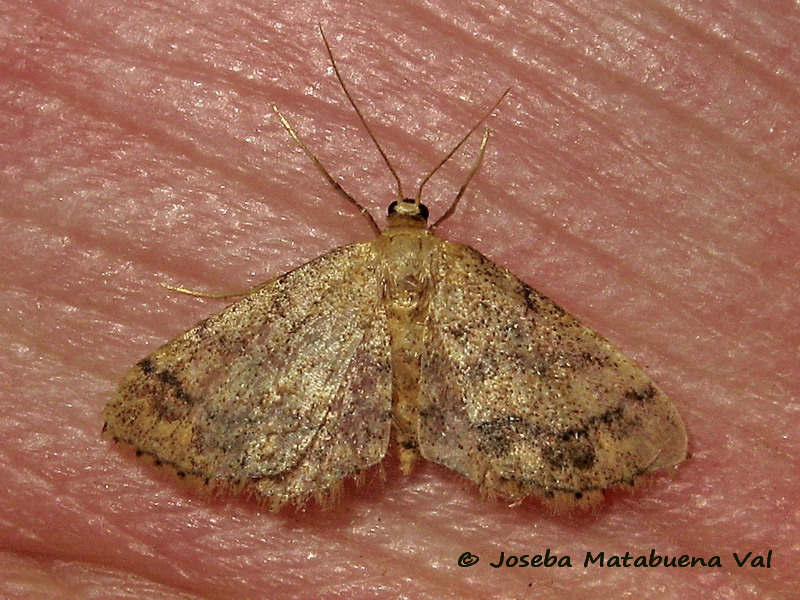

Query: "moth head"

xmin=387 ymin=198 xmax=429 ymax=227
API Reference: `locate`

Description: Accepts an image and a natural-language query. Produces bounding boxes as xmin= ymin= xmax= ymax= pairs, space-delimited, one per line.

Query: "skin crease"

xmin=1 ymin=0 xmax=798 ymax=598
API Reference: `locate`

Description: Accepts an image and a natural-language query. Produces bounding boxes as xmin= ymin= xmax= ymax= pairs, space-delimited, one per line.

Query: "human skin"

xmin=1 ymin=1 xmax=798 ymax=599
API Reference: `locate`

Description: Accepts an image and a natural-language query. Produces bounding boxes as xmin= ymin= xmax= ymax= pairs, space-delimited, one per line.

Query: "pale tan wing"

xmin=104 ymin=242 xmax=391 ymax=509
xmin=418 ymin=241 xmax=687 ymax=501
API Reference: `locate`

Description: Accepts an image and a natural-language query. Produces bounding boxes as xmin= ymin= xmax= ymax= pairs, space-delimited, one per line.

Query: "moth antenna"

xmin=272 ymin=104 xmax=381 ymax=236
xmin=431 ymin=128 xmax=491 ymax=231
xmin=415 ymin=87 xmax=510 ymax=207
xmin=319 ymin=24 xmax=405 ymax=202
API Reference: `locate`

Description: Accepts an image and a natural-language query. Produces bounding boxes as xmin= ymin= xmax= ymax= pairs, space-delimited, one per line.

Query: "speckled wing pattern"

xmin=417 ymin=241 xmax=687 ymax=501
xmin=103 ymin=242 xmax=392 ymax=509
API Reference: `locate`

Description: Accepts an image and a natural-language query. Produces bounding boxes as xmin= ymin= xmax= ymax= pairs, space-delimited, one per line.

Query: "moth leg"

xmin=430 ymin=128 xmax=491 ymax=231
xmin=159 ymin=280 xmax=272 ymax=299
xmin=271 ymin=104 xmax=381 ymax=237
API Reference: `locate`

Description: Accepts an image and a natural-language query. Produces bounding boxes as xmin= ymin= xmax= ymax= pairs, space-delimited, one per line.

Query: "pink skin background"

xmin=1 ymin=1 xmax=798 ymax=598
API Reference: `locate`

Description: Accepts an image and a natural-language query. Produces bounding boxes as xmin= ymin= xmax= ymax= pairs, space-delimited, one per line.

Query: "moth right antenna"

xmin=415 ymin=87 xmax=509 ymax=207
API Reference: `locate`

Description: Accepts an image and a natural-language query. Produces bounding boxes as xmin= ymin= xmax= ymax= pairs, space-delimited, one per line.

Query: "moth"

xmin=104 ymin=29 xmax=687 ymax=510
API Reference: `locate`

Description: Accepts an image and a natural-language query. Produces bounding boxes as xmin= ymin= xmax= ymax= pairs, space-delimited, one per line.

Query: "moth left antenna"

xmin=319 ymin=25 xmax=405 ymax=202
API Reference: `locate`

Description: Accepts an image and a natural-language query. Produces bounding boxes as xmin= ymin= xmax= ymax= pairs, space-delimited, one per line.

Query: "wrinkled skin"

xmin=1 ymin=1 xmax=797 ymax=598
